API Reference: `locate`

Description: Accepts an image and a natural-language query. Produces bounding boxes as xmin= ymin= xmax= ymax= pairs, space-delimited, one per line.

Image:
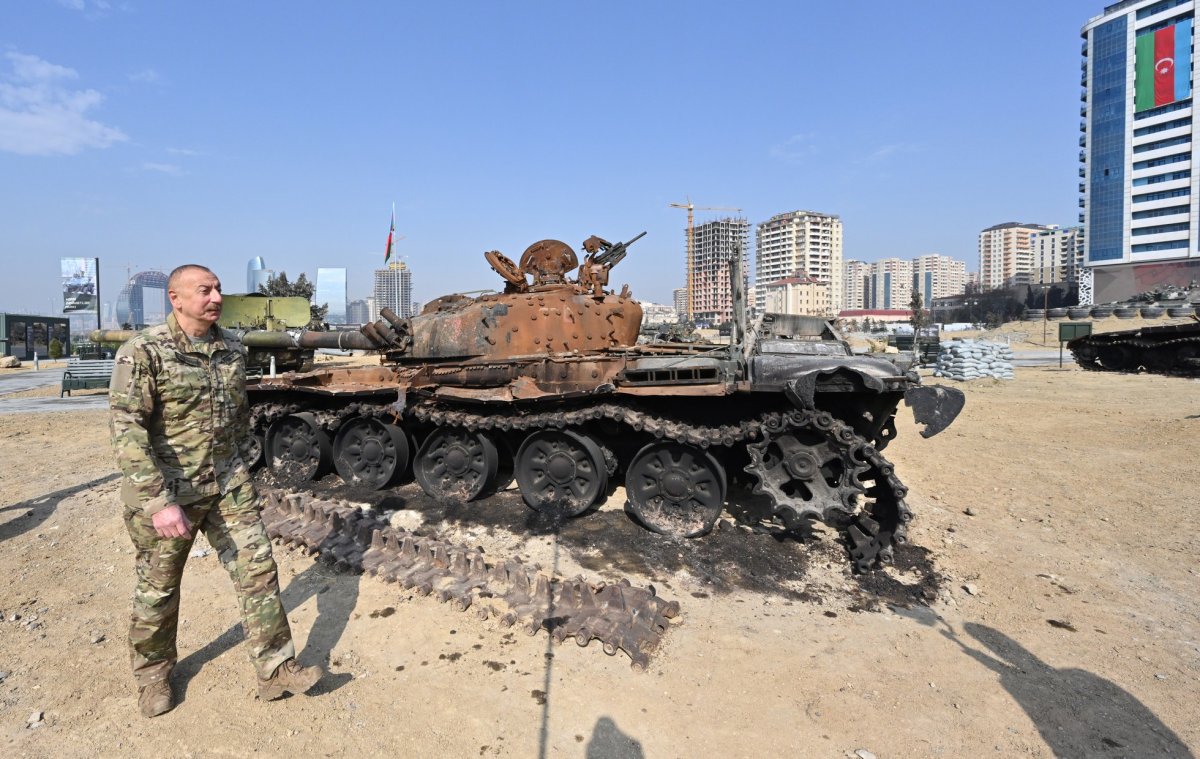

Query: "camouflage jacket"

xmin=109 ymin=312 xmax=256 ymax=515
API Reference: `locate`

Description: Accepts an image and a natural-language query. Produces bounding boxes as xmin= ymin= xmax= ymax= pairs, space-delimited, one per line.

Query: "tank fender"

xmin=903 ymin=385 xmax=966 ymax=438
xmin=782 ymin=367 xmax=888 ymax=410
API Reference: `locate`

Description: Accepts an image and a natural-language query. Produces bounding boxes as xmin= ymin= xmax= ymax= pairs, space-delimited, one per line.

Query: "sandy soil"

xmin=1 ymin=363 xmax=1197 ymax=757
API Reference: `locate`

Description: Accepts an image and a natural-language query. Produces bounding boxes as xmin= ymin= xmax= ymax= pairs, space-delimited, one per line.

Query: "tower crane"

xmin=669 ymin=199 xmax=741 ymax=321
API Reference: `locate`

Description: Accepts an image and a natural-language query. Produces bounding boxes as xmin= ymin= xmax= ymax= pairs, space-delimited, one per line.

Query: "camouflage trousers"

xmin=123 ymin=482 xmax=295 ymax=685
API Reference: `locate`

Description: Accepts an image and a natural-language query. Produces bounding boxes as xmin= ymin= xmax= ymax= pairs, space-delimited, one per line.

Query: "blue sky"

xmin=2 ymin=0 xmax=1102 ymax=315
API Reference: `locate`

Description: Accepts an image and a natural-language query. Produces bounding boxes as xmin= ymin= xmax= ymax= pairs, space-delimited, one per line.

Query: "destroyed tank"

xmin=1067 ymin=319 xmax=1200 ymax=374
xmin=91 ymin=294 xmax=321 ymax=374
xmin=248 ymin=233 xmax=965 ymax=572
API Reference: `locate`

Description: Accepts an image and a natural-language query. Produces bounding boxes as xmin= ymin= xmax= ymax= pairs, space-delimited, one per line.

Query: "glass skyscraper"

xmin=1082 ymin=0 xmax=1200 ymax=302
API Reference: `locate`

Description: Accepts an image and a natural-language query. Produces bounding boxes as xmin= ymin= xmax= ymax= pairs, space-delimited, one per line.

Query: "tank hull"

xmin=1067 ymin=321 xmax=1200 ymax=374
xmin=245 ymin=234 xmax=964 ymax=573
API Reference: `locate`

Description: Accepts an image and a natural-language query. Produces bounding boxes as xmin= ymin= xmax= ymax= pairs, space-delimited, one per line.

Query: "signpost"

xmin=1058 ymin=322 xmax=1093 ymax=367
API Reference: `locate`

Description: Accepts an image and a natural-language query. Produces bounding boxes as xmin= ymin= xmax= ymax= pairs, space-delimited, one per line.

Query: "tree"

xmin=258 ymin=271 xmax=328 ymax=329
xmin=908 ymin=290 xmax=931 ymax=332
xmin=48 ymin=337 xmax=63 ymax=359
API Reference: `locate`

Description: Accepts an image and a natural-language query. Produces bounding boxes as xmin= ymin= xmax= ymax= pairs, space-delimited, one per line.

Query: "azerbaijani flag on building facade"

xmin=1135 ymin=19 xmax=1193 ymax=112
xmin=384 ymin=203 xmax=395 ymax=264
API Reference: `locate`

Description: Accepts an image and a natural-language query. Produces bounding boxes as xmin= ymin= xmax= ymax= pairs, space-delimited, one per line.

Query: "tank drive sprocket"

xmin=745 ymin=408 xmax=912 ymax=572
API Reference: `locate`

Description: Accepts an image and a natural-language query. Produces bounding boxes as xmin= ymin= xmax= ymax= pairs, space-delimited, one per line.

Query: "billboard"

xmin=61 ymin=257 xmax=99 ymax=314
xmin=1135 ymin=19 xmax=1193 ymax=112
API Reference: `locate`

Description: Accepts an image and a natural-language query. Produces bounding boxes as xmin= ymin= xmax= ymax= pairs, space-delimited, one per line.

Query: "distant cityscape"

xmin=6 ymin=1 xmax=1200 ymax=352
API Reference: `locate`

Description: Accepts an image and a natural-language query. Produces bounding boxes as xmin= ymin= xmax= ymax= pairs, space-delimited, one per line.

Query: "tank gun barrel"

xmin=90 ymin=329 xmax=136 ymax=343
xmin=242 ymin=329 xmax=380 ymax=351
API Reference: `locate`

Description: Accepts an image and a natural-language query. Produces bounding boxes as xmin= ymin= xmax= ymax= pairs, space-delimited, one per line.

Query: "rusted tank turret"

xmin=248 ymin=232 xmax=965 ymax=572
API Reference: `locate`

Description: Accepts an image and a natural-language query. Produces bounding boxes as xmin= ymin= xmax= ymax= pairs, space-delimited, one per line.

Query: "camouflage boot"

xmin=257 ymin=658 xmax=324 ymax=701
xmin=138 ymin=679 xmax=174 ymax=718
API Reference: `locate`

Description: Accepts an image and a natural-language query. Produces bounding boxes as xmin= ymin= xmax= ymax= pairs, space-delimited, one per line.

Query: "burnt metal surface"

xmin=904 ymin=385 xmax=968 ymax=438
xmin=1068 ymin=320 xmax=1200 ymax=375
xmin=244 ymin=231 xmax=966 ymax=575
xmin=260 ymin=489 xmax=679 ymax=669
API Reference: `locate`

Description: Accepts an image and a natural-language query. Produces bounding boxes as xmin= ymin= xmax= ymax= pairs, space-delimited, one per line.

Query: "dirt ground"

xmin=1 ymin=356 xmax=1197 ymax=757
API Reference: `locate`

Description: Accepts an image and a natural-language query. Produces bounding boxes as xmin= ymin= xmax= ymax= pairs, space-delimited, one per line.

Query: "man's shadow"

xmin=175 ymin=557 xmax=360 ymax=701
xmin=0 ymin=473 xmax=119 ymax=544
xmin=945 ymin=622 xmax=1193 ymax=758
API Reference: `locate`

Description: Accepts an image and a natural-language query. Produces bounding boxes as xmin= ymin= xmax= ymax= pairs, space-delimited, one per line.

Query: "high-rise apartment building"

xmin=347 ymin=299 xmax=370 ymax=325
xmin=912 ymin=254 xmax=968 ymax=306
xmin=1082 ymin=1 xmax=1200 ymax=302
xmin=844 ymin=260 xmax=870 ymax=310
xmin=315 ymin=267 xmax=348 ymax=324
xmin=1033 ymin=227 xmax=1086 ymax=285
xmin=978 ymin=222 xmax=1051 ymax=290
xmin=688 ymin=218 xmax=750 ymax=325
xmin=867 ymin=258 xmax=914 ymax=310
xmin=844 ymin=255 xmax=967 ymax=309
xmin=672 ymin=287 xmax=687 ymax=318
xmin=373 ymin=261 xmax=414 ymax=319
xmin=755 ymin=210 xmax=843 ymax=313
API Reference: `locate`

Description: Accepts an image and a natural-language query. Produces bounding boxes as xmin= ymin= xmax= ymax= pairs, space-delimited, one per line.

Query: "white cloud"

xmin=855 ymin=142 xmax=921 ymax=165
xmin=0 ymin=51 xmax=127 ymax=156
xmin=56 ymin=0 xmax=115 ymax=15
xmin=140 ymin=161 xmax=182 ymax=175
xmin=128 ymin=68 xmax=160 ymax=84
xmin=769 ymin=133 xmax=820 ymax=164
xmin=166 ymin=147 xmax=201 ymax=156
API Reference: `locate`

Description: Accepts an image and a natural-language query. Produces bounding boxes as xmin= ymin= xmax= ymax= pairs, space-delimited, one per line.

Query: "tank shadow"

xmin=272 ymin=476 xmax=943 ymax=608
xmin=944 ymin=623 xmax=1193 ymax=758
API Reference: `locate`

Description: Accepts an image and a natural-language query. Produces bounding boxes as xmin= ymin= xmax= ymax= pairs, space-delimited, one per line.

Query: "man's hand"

xmin=152 ymin=504 xmax=193 ymax=540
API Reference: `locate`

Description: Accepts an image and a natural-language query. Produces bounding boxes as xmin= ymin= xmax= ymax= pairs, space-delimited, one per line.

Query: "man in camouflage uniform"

xmin=109 ymin=264 xmax=324 ymax=717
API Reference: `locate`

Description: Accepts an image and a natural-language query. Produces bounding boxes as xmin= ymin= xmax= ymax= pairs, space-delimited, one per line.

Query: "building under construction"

xmin=688 ymin=217 xmax=750 ymax=325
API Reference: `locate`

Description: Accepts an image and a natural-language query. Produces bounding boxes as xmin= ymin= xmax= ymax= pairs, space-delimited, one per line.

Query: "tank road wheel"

xmin=267 ymin=412 xmax=333 ymax=481
xmin=414 ymin=427 xmax=499 ymax=502
xmin=333 ymin=417 xmax=411 ymax=490
xmin=1097 ymin=345 xmax=1135 ymax=371
xmin=625 ymin=442 xmax=727 ymax=538
xmin=515 ymin=430 xmax=608 ymax=517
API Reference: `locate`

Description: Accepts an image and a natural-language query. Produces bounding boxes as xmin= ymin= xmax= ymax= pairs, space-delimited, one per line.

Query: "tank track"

xmin=744 ymin=408 xmax=911 ymax=573
xmin=252 ymin=397 xmax=911 ymax=572
xmin=260 ymin=488 xmax=680 ymax=670
xmin=1069 ymin=333 xmax=1200 ymax=376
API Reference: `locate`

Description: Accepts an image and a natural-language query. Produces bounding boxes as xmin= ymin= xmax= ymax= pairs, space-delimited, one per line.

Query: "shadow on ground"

xmin=271 ymin=473 xmax=943 ymax=610
xmin=174 ymin=559 xmax=359 ymax=702
xmin=0 ymin=472 xmax=119 ymax=544
xmin=945 ymin=623 xmax=1194 ymax=758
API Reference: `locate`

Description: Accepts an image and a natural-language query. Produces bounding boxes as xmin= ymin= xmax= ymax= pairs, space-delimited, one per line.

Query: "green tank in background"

xmin=90 ymin=294 xmax=325 ymax=374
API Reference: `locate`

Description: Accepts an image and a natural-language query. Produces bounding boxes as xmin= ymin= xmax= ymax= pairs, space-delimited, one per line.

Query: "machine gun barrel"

xmin=594 ymin=230 xmax=646 ymax=267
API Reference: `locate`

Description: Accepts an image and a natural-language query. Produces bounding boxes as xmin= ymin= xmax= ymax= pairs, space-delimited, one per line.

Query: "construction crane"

xmin=669 ymin=199 xmax=741 ymax=321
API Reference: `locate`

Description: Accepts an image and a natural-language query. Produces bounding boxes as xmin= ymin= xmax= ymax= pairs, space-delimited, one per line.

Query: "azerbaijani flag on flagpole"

xmin=1135 ymin=19 xmax=1192 ymax=112
xmin=384 ymin=203 xmax=395 ymax=264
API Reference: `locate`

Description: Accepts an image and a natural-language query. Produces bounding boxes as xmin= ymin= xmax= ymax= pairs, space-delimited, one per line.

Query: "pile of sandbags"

xmin=932 ymin=339 xmax=1014 ymax=381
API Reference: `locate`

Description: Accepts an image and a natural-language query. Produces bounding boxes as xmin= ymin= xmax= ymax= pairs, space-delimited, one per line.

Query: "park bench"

xmin=887 ymin=331 xmax=941 ymax=366
xmin=61 ymin=358 xmax=115 ymax=397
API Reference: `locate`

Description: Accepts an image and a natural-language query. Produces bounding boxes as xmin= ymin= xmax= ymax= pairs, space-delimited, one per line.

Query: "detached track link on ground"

xmin=259 ymin=488 xmax=680 ymax=670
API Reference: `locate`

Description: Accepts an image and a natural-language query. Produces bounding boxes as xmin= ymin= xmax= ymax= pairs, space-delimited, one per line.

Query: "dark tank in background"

xmin=248 ymin=233 xmax=965 ymax=572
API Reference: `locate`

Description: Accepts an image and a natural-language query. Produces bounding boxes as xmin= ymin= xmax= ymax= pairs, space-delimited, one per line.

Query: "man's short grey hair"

xmin=168 ymin=264 xmax=217 ymax=291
